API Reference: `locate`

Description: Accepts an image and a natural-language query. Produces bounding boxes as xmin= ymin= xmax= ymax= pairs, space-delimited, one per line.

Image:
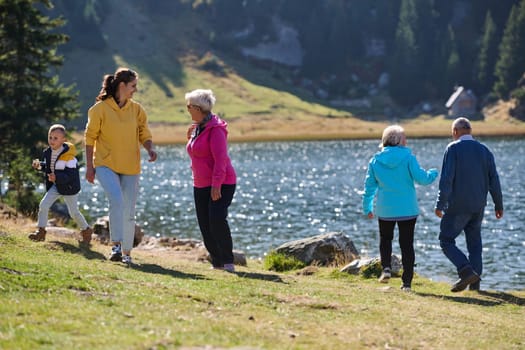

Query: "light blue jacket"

xmin=362 ymin=146 xmax=438 ymax=218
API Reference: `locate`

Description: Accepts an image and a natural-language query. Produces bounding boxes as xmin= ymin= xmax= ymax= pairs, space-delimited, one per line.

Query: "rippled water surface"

xmin=79 ymin=138 xmax=524 ymax=291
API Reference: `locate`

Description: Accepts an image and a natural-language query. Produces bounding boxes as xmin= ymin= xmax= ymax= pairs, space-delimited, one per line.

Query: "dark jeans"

xmin=378 ymin=218 xmax=417 ymax=287
xmin=194 ymin=184 xmax=236 ymax=267
xmin=439 ymin=210 xmax=484 ymax=276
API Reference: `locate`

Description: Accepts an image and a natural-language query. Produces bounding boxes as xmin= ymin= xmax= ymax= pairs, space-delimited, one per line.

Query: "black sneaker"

xmin=109 ymin=244 xmax=122 ymax=261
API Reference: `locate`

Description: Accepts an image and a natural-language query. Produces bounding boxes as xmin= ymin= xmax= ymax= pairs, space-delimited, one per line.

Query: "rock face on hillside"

xmin=241 ymin=17 xmax=303 ymax=67
xmin=275 ymin=232 xmax=359 ymax=266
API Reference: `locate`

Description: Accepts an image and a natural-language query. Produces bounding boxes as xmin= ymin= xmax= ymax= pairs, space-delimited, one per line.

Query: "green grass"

xmin=1 ymin=223 xmax=524 ymax=350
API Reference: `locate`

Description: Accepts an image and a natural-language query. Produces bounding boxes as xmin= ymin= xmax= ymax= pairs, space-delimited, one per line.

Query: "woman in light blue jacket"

xmin=362 ymin=125 xmax=438 ymax=291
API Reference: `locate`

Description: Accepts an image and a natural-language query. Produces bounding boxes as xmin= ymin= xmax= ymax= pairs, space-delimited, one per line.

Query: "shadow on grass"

xmin=234 ymin=271 xmax=287 ymax=284
xmin=51 ymin=241 xmax=106 ymax=261
xmin=416 ymin=291 xmax=525 ymax=307
xmin=477 ymin=290 xmax=525 ymax=306
xmin=51 ymin=241 xmax=208 ymax=280
xmin=132 ymin=262 xmax=208 ymax=280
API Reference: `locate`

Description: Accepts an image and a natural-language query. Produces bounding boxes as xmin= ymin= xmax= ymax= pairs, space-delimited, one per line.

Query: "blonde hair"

xmin=185 ymin=89 xmax=216 ymax=112
xmin=381 ymin=125 xmax=405 ymax=147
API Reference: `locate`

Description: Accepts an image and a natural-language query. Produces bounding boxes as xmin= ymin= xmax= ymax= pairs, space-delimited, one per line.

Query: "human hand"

xmin=367 ymin=212 xmax=374 ymax=219
xmin=48 ymin=173 xmax=56 ymax=183
xmin=148 ymin=149 xmax=158 ymax=162
xmin=435 ymin=209 xmax=443 ymax=218
xmin=187 ymin=124 xmax=197 ymax=140
xmin=86 ymin=167 xmax=96 ymax=184
xmin=495 ymin=210 xmax=503 ymax=219
xmin=32 ymin=159 xmax=41 ymax=170
xmin=211 ymin=186 xmax=221 ymax=201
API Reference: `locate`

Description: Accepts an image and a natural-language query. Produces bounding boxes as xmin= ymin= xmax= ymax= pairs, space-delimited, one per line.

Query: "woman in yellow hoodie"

xmin=84 ymin=68 xmax=157 ymax=265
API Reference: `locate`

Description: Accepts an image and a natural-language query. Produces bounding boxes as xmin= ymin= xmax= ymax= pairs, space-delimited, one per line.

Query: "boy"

xmin=29 ymin=124 xmax=93 ymax=245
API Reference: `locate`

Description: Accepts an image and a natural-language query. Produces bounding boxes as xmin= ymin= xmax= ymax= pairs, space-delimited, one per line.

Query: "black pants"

xmin=378 ymin=218 xmax=417 ymax=287
xmin=194 ymin=184 xmax=236 ymax=267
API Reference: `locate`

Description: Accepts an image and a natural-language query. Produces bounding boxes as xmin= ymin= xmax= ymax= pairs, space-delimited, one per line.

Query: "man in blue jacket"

xmin=435 ymin=117 xmax=504 ymax=292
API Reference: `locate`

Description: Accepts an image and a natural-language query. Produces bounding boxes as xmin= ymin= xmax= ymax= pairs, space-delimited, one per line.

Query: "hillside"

xmin=1 ymin=206 xmax=524 ymax=349
xmin=54 ymin=0 xmax=525 ymax=143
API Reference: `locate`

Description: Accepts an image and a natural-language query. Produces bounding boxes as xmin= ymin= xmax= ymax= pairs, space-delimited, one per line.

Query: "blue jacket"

xmin=435 ymin=136 xmax=503 ymax=214
xmin=40 ymin=142 xmax=81 ymax=195
xmin=362 ymin=146 xmax=438 ymax=218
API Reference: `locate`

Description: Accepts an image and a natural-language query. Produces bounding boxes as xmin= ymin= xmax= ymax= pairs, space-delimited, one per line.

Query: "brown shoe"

xmin=28 ymin=227 xmax=46 ymax=241
xmin=79 ymin=227 xmax=93 ymax=245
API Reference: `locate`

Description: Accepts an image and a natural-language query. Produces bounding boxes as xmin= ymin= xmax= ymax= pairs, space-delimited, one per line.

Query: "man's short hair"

xmin=453 ymin=117 xmax=471 ymax=130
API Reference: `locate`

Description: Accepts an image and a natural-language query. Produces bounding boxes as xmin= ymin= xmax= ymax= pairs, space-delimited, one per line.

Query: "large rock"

xmin=274 ymin=232 xmax=360 ymax=266
xmin=93 ymin=216 xmax=144 ymax=247
xmin=340 ymin=255 xmax=402 ymax=275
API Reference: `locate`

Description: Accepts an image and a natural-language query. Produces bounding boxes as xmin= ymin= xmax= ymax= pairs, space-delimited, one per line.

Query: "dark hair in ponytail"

xmin=96 ymin=68 xmax=138 ymax=102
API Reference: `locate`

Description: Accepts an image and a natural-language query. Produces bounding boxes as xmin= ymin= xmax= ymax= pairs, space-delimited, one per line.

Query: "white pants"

xmin=38 ymin=185 xmax=89 ymax=230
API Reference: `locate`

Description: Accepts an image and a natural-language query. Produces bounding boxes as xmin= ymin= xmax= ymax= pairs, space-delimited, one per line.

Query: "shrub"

xmin=263 ymin=251 xmax=306 ymax=272
xmin=360 ymin=260 xmax=383 ymax=279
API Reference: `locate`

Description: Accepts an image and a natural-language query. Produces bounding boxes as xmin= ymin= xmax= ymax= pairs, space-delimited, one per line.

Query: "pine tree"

xmin=0 ymin=0 xmax=78 ymax=211
xmin=493 ymin=0 xmax=525 ymax=98
xmin=388 ymin=0 xmax=422 ymax=106
xmin=0 ymin=0 xmax=78 ymax=157
xmin=475 ymin=11 xmax=499 ymax=94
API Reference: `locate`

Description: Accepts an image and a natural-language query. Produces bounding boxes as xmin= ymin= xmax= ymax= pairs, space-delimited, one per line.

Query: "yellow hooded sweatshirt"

xmin=85 ymin=97 xmax=152 ymax=175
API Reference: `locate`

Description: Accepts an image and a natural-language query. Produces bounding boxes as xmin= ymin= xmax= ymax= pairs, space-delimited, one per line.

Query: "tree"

xmin=0 ymin=0 xmax=78 ymax=212
xmin=475 ymin=11 xmax=499 ymax=94
xmin=493 ymin=0 xmax=525 ymax=98
xmin=388 ymin=0 xmax=422 ymax=106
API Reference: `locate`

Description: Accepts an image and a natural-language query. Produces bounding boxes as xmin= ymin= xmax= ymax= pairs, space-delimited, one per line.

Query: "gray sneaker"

xmin=224 ymin=263 xmax=235 ymax=272
xmin=378 ymin=268 xmax=391 ymax=283
xmin=401 ymin=285 xmax=412 ymax=292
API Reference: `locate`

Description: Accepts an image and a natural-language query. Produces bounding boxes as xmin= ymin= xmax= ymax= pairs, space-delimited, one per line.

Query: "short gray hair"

xmin=452 ymin=117 xmax=471 ymax=131
xmin=381 ymin=125 xmax=405 ymax=147
xmin=185 ymin=89 xmax=216 ymax=112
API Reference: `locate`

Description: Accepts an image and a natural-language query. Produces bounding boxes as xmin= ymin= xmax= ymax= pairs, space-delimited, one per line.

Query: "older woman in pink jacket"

xmin=186 ymin=89 xmax=237 ymax=272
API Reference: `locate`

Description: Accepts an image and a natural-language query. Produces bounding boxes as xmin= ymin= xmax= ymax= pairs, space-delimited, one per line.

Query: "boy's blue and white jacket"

xmin=40 ymin=142 xmax=81 ymax=195
xmin=362 ymin=146 xmax=438 ymax=218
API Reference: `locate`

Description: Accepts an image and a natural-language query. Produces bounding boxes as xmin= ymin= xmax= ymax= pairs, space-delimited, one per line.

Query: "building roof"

xmin=445 ymin=86 xmax=464 ymax=108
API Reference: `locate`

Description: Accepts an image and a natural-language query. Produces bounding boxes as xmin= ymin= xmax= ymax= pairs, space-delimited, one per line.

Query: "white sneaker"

xmin=122 ymin=255 xmax=132 ymax=265
xmin=378 ymin=268 xmax=391 ymax=283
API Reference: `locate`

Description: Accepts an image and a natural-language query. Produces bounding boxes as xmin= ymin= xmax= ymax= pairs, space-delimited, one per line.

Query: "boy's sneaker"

xmin=378 ymin=268 xmax=391 ymax=283
xmin=79 ymin=227 xmax=93 ymax=245
xmin=122 ymin=255 xmax=132 ymax=266
xmin=109 ymin=244 xmax=122 ymax=261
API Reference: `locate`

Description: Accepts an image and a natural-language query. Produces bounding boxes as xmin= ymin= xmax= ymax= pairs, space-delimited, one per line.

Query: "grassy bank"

xmin=1 ymin=221 xmax=524 ymax=350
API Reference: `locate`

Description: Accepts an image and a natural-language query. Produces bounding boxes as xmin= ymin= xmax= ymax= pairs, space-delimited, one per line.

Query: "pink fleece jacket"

xmin=186 ymin=114 xmax=236 ymax=188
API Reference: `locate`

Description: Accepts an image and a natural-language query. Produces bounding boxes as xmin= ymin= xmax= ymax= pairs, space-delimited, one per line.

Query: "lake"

xmin=78 ymin=138 xmax=524 ymax=291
